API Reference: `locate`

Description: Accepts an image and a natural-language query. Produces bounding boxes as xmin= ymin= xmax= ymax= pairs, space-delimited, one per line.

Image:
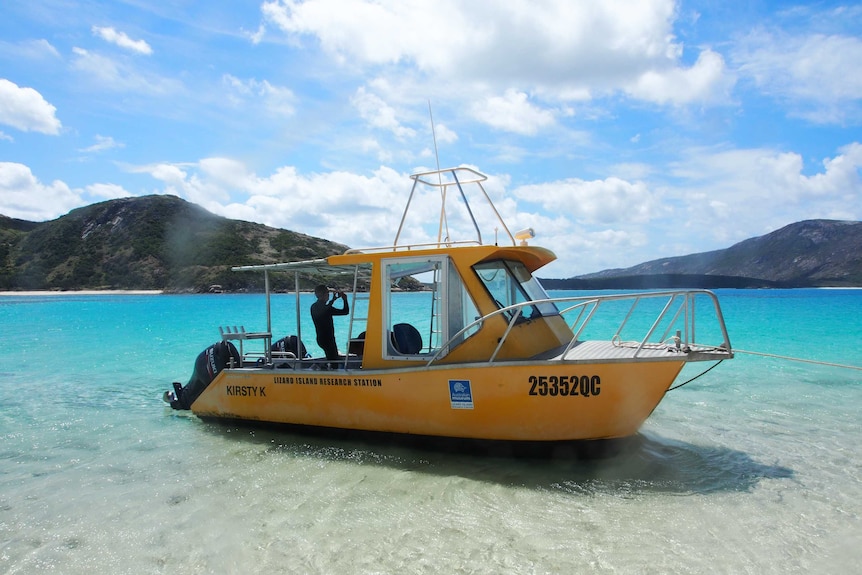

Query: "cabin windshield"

xmin=383 ymin=256 xmax=480 ymax=358
xmin=473 ymin=260 xmax=559 ymax=321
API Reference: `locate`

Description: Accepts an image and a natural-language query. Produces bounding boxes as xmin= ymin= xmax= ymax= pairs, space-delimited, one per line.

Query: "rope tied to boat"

xmin=667 ymin=360 xmax=725 ymax=392
xmin=732 ymin=349 xmax=862 ymax=371
xmin=668 ymin=348 xmax=861 ymax=393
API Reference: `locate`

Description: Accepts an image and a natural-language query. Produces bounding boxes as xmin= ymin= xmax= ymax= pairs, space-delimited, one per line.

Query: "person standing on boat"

xmin=311 ymin=284 xmax=349 ymax=367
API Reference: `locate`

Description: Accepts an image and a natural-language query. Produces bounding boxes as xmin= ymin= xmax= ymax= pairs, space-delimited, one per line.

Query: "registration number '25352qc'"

xmin=528 ymin=375 xmax=601 ymax=397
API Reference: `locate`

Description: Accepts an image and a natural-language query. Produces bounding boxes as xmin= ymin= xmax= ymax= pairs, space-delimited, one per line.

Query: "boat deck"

xmin=560 ymin=340 xmax=732 ymax=363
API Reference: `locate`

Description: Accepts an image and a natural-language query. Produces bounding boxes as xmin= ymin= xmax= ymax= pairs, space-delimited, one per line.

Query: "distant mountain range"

xmin=2 ymin=196 xmax=860 ymax=291
xmin=0 ymin=195 xmax=347 ymax=292
xmin=540 ymin=219 xmax=862 ymax=289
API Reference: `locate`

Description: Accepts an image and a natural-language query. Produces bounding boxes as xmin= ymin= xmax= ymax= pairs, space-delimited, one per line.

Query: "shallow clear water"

xmin=1 ymin=290 xmax=860 ymax=574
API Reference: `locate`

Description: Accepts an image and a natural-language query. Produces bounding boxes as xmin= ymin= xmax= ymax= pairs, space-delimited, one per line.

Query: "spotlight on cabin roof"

xmin=514 ymin=228 xmax=535 ymax=246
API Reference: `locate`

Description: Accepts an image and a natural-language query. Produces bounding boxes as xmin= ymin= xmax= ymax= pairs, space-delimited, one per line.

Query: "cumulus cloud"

xmin=664 ymin=143 xmax=862 ymax=245
xmin=127 ymin=158 xmax=525 ymax=248
xmin=261 ymin=0 xmax=449 ymax=67
xmin=627 ymin=49 xmax=734 ymax=105
xmin=120 ymin=156 xmax=621 ymax=273
xmin=0 ymin=79 xmax=62 ymax=135
xmin=471 ymin=90 xmax=557 ymax=135
xmin=15 ymin=143 xmax=859 ymax=275
xmin=92 ymin=26 xmax=153 ymax=55
xmin=510 ymin=142 xmax=862 ymax=274
xmin=260 ymin=0 xmax=732 ymax=106
xmin=513 ymin=177 xmax=658 ymax=225
xmin=431 ymin=123 xmax=458 ymax=145
xmin=0 ymin=162 xmax=82 ymax=220
xmin=351 ymin=87 xmax=416 ymax=138
xmin=86 ymin=182 xmax=132 ymax=199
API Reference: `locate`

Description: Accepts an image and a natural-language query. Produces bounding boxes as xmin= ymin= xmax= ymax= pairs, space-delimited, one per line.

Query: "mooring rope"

xmin=667 ymin=360 xmax=725 ymax=391
xmin=732 ymin=349 xmax=862 ymax=371
xmin=667 ymin=347 xmax=861 ymax=393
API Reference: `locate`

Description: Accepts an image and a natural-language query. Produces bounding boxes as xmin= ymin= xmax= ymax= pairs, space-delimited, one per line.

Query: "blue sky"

xmin=2 ymin=0 xmax=861 ymax=277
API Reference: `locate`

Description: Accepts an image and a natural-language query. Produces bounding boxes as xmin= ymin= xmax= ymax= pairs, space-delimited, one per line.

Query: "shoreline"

xmin=0 ymin=290 xmax=164 ymax=296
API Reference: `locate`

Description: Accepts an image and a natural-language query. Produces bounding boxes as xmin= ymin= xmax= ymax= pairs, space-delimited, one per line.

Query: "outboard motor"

xmin=272 ymin=335 xmax=309 ymax=358
xmin=165 ymin=341 xmax=241 ymax=410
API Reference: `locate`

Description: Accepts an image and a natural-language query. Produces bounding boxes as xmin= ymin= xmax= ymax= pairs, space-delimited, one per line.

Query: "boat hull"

xmin=190 ymin=359 xmax=685 ymax=441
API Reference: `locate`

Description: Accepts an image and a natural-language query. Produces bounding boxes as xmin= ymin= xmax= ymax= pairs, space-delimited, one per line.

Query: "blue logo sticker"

xmin=449 ymin=379 xmax=473 ymax=409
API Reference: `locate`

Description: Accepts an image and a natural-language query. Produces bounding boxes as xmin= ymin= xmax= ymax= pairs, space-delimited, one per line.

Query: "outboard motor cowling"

xmin=272 ymin=335 xmax=309 ymax=358
xmin=166 ymin=341 xmax=241 ymax=410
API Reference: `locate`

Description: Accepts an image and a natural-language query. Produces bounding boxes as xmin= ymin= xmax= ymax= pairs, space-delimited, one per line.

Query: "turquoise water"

xmin=1 ymin=289 xmax=860 ymax=573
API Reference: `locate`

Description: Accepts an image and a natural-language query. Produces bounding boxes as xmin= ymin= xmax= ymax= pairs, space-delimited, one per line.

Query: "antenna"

xmin=428 ymin=101 xmax=450 ymax=244
xmin=428 ymin=100 xmax=442 ymax=176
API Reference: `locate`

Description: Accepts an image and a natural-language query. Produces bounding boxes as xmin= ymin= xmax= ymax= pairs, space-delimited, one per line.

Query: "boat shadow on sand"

xmin=197 ymin=419 xmax=794 ymax=496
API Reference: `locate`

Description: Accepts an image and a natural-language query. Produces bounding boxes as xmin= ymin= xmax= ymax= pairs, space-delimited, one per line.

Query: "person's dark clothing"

xmin=311 ymin=297 xmax=349 ymax=360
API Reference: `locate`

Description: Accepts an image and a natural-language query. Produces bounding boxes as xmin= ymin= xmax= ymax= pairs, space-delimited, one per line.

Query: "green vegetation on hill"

xmin=3 ymin=198 xmax=861 ymax=292
xmin=0 ymin=215 xmax=39 ymax=289
xmin=0 ymin=195 xmax=348 ymax=292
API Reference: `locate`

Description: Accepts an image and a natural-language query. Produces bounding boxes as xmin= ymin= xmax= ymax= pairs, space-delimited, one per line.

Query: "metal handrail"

xmin=426 ymin=289 xmax=733 ymax=366
xmin=344 ymin=239 xmax=482 ymax=255
xmin=392 ymin=166 xmax=517 ymax=248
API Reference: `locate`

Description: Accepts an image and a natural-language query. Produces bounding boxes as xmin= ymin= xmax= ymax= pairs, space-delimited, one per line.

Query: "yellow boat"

xmin=165 ymin=166 xmax=733 ymax=441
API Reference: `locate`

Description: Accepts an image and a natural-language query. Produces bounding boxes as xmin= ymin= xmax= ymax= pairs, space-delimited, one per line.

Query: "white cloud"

xmin=432 ymin=123 xmax=458 ymax=145
xmin=79 ymin=135 xmax=124 ymax=153
xmin=222 ymin=74 xmax=296 ymax=117
xmin=513 ymin=176 xmax=658 ymax=225
xmin=86 ymin=182 xmax=132 ymax=199
xmin=129 ymin=158 xmax=513 ymax=248
xmin=261 ymin=0 xmax=449 ymax=67
xmin=260 ymin=0 xmax=732 ymax=107
xmin=733 ymin=30 xmax=862 ymax=122
xmin=471 ymin=90 xmax=556 ymax=135
xmin=13 ymin=141 xmax=861 ymax=275
xmin=801 ymin=143 xmax=862 ymax=200
xmin=627 ymin=49 xmax=734 ymax=105
xmin=514 ymin=142 xmax=862 ymax=274
xmin=244 ymin=24 xmax=267 ymax=44
xmin=92 ymin=26 xmax=153 ymax=55
xmin=199 ymin=157 xmax=254 ymax=191
xmin=665 ymin=143 xmax=862 ymax=244
xmin=130 ymin=161 xmax=227 ymax=206
xmin=351 ymin=87 xmax=415 ymax=138
xmin=0 ymin=79 xmax=62 ymax=135
xmin=0 ymin=162 xmax=82 ymax=220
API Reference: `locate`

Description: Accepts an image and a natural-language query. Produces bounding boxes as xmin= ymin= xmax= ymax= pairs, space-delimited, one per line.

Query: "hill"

xmin=0 ymin=195 xmax=348 ymax=292
xmin=4 ymin=199 xmax=860 ymax=292
xmin=542 ymin=220 xmax=862 ymax=289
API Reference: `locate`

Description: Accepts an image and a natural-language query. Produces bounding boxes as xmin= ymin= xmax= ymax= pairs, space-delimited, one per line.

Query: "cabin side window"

xmin=473 ymin=260 xmax=559 ymax=322
xmin=447 ymin=258 xmax=482 ymax=343
xmin=382 ymin=256 xmax=479 ymax=359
